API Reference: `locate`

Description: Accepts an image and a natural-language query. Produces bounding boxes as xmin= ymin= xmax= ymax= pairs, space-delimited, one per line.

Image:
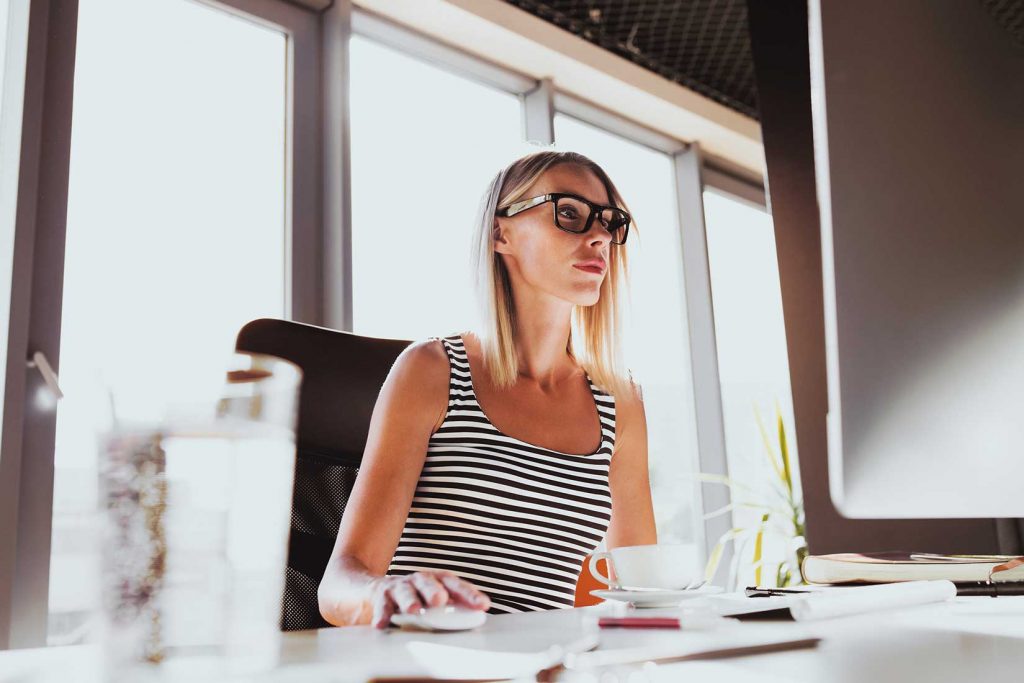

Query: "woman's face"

xmin=494 ymin=163 xmax=614 ymax=307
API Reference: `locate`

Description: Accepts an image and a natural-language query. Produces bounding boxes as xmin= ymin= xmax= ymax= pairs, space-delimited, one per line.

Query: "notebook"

xmin=801 ymin=552 xmax=1024 ymax=584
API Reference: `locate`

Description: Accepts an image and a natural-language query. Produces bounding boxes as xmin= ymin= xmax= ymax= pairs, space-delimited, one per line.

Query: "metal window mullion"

xmin=351 ymin=8 xmax=534 ymax=96
xmin=0 ymin=0 xmax=32 ymax=650
xmin=522 ymin=77 xmax=554 ymax=144
xmin=702 ymin=154 xmax=767 ymax=210
xmin=321 ymin=0 xmax=352 ymax=331
xmin=206 ymin=0 xmax=324 ymax=329
xmin=553 ymin=92 xmax=685 ymax=155
xmin=0 ymin=0 xmax=79 ymax=650
xmin=673 ymin=143 xmax=734 ymax=585
xmin=283 ymin=2 xmax=322 ymax=325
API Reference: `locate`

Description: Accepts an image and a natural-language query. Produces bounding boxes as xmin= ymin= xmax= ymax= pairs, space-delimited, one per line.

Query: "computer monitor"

xmin=808 ymin=0 xmax=1024 ymax=517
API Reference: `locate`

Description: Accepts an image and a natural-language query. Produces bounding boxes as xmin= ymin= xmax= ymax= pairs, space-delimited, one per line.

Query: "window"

xmin=3 ymin=0 xmax=772 ymax=645
xmin=704 ymin=188 xmax=799 ymax=586
xmin=555 ymin=114 xmax=703 ymax=571
xmin=0 ymin=0 xmax=10 ymax=115
xmin=48 ymin=0 xmax=288 ymax=644
xmin=0 ymin=0 xmax=24 ymax=420
xmin=349 ymin=35 xmax=523 ymax=341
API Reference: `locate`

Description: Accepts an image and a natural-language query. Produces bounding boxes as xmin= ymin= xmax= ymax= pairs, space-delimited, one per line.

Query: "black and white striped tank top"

xmin=386 ymin=334 xmax=616 ymax=613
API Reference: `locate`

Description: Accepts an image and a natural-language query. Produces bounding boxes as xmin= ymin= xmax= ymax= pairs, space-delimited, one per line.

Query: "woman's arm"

xmin=317 ymin=339 xmax=488 ymax=627
xmin=603 ymin=382 xmax=657 ymax=549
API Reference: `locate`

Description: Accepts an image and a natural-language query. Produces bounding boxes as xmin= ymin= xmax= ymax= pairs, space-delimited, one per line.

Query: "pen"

xmin=745 ymin=582 xmax=1024 ymax=598
xmin=744 ymin=586 xmax=814 ymax=597
xmin=954 ymin=581 xmax=1024 ymax=597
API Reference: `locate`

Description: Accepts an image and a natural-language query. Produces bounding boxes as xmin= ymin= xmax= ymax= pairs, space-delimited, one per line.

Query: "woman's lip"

xmin=574 ymin=265 xmax=605 ymax=275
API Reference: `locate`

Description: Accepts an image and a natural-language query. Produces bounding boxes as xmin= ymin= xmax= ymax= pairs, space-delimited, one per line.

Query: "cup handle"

xmin=588 ymin=552 xmax=615 ymax=588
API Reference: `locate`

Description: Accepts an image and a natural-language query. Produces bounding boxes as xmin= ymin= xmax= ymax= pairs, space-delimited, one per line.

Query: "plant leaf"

xmin=777 ymin=562 xmax=791 ymax=588
xmin=755 ymin=404 xmax=784 ymax=481
xmin=734 ymin=529 xmax=759 ymax=590
xmin=752 ymin=513 xmax=770 ymax=586
xmin=766 ymin=475 xmax=791 ymax=506
xmin=702 ymin=501 xmax=779 ymax=521
xmin=703 ymin=527 xmax=753 ymax=583
xmin=705 ymin=542 xmax=724 ymax=582
xmin=705 ymin=526 xmax=762 ymax=587
xmin=690 ymin=472 xmax=761 ymax=497
xmin=777 ymin=403 xmax=794 ymax=498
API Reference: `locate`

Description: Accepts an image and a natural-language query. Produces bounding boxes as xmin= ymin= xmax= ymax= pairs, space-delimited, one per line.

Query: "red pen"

xmin=598 ymin=616 xmax=681 ymax=629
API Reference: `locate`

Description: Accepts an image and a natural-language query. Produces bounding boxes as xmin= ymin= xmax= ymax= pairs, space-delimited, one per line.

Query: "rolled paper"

xmin=788 ymin=580 xmax=957 ymax=622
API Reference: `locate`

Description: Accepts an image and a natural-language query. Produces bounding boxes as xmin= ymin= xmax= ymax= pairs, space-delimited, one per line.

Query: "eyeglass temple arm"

xmin=499 ymin=194 xmax=552 ymax=217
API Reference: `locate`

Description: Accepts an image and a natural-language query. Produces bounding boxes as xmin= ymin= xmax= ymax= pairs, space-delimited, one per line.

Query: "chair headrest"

xmin=235 ymin=318 xmax=412 ymax=467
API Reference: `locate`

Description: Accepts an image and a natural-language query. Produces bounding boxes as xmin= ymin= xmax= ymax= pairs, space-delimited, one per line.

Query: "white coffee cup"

xmin=588 ymin=544 xmax=698 ymax=590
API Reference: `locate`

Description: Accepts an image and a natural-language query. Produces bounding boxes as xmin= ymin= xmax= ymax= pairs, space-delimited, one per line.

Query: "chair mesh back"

xmin=280 ymin=459 xmax=360 ymax=630
xmin=234 ymin=318 xmax=410 ymax=631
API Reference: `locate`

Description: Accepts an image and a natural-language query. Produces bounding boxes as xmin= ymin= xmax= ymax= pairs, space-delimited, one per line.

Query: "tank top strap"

xmin=432 ymin=335 xmax=474 ymax=414
xmin=425 ymin=334 xmax=451 ymax=359
xmin=434 ymin=334 xmax=469 ymax=369
xmin=584 ymin=370 xmax=617 ymax=454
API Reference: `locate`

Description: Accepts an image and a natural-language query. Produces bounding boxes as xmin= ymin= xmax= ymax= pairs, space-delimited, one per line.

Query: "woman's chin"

xmin=571 ymin=289 xmax=602 ymax=307
xmin=553 ymin=279 xmax=603 ymax=306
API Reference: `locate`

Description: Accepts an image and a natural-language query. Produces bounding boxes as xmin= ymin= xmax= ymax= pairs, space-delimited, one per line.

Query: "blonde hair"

xmin=470 ymin=147 xmax=637 ymax=400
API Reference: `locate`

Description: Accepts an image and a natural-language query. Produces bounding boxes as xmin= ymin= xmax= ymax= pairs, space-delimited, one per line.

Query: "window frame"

xmin=0 ymin=0 xmax=81 ymax=650
xmin=551 ymin=94 xmax=748 ymax=573
xmin=334 ymin=5 xmax=541 ymax=331
xmin=701 ymin=182 xmax=791 ymax=588
xmin=0 ymin=0 xmax=769 ymax=649
xmin=703 ymin=154 xmax=768 ymax=210
xmin=0 ymin=0 xmax=321 ymax=649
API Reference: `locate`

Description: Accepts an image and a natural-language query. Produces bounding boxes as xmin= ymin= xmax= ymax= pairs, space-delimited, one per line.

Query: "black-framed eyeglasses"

xmin=496 ymin=192 xmax=631 ymax=245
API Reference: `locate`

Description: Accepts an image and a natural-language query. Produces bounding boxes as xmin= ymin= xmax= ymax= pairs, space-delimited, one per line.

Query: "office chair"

xmin=235 ymin=318 xmax=412 ymax=631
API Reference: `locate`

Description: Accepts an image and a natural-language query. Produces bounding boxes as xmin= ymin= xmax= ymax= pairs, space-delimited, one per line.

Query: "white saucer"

xmin=590 ymin=585 xmax=723 ymax=608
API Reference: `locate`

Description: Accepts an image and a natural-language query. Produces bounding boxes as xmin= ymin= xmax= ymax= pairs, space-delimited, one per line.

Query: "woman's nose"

xmin=589 ymin=228 xmax=612 ymax=247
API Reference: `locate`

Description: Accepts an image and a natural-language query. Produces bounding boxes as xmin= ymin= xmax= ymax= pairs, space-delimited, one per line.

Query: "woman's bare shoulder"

xmin=391 ymin=336 xmax=452 ymax=386
xmin=391 ymin=336 xmax=461 ymax=433
xmin=364 ymin=337 xmax=454 ymax=437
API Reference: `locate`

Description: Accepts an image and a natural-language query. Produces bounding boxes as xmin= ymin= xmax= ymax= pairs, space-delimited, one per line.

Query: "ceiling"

xmin=502 ymin=0 xmax=758 ymax=119
xmin=981 ymin=0 xmax=1024 ymax=47
xmin=501 ymin=0 xmax=1024 ymax=123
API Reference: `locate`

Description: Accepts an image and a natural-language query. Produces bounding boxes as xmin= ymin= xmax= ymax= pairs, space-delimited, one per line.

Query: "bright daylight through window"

xmin=48 ymin=0 xmax=287 ymax=644
xmin=349 ymin=35 xmax=523 ymax=342
xmin=555 ymin=113 xmax=704 ymax=572
xmin=704 ymin=189 xmax=799 ymax=588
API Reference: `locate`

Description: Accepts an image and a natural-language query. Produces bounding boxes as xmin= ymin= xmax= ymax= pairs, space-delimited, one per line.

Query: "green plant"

xmin=701 ymin=402 xmax=807 ymax=589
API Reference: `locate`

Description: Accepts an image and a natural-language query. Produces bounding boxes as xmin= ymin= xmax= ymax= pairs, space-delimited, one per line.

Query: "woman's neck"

xmin=509 ymin=317 xmax=578 ymax=391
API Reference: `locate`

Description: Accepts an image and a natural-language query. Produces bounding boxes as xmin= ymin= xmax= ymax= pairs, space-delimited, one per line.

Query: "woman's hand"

xmin=368 ymin=570 xmax=491 ymax=629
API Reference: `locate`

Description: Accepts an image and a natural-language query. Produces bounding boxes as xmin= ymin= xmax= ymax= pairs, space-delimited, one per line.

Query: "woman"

xmin=318 ymin=149 xmax=657 ymax=628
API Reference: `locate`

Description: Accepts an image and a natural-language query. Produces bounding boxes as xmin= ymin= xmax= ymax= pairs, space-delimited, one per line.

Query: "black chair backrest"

xmin=235 ymin=318 xmax=411 ymax=630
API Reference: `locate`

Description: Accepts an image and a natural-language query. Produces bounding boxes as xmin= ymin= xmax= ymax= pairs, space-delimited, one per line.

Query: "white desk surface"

xmin=3 ymin=596 xmax=1023 ymax=682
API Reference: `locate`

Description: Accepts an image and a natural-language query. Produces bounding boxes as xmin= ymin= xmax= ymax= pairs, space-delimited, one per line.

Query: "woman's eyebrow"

xmin=553 ymin=190 xmax=611 ymax=205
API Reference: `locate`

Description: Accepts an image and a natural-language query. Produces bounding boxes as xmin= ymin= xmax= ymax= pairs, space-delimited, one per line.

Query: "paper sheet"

xmin=405 ymin=630 xmax=818 ymax=679
xmin=405 ymin=631 xmax=598 ymax=680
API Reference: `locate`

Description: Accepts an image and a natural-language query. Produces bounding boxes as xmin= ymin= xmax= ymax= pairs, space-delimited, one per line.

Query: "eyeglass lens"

xmin=555 ymin=196 xmax=629 ymax=244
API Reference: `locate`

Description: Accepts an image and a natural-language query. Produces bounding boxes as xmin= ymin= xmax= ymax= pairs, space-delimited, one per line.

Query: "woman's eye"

xmin=558 ymin=207 xmax=579 ymax=219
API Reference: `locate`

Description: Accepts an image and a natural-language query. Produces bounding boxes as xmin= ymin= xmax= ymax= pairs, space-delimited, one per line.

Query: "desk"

xmin=3 ymin=597 xmax=1024 ymax=682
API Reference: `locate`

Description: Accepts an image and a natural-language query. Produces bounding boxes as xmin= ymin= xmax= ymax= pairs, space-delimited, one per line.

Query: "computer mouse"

xmin=390 ymin=605 xmax=488 ymax=631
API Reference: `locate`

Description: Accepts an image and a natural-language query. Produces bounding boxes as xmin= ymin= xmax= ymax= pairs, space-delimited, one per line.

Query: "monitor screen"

xmin=809 ymin=0 xmax=1024 ymax=517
